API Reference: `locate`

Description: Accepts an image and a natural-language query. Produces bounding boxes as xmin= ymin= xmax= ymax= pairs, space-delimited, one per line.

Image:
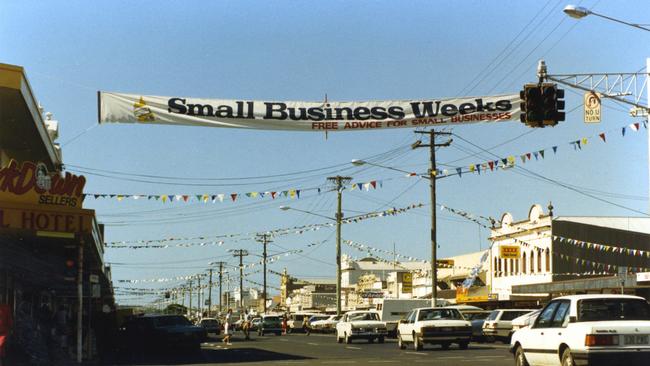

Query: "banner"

xmin=499 ymin=245 xmax=521 ymax=259
xmin=98 ymin=92 xmax=520 ymax=131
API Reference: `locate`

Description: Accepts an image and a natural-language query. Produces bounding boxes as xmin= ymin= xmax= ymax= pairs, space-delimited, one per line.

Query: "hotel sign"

xmin=0 ymin=205 xmax=93 ymax=234
xmin=0 ymin=160 xmax=86 ymax=208
xmin=499 ymin=245 xmax=521 ymax=259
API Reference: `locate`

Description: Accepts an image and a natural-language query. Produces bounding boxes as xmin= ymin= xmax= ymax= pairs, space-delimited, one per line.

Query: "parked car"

xmin=250 ymin=317 xmax=262 ymax=331
xmin=460 ymin=310 xmax=493 ymax=342
xmin=287 ymin=312 xmax=319 ymax=333
xmin=258 ymin=315 xmax=283 ymax=336
xmin=511 ymin=294 xmax=650 ymax=366
xmin=119 ymin=314 xmax=207 ymax=351
xmin=510 ymin=309 xmax=541 ymax=335
xmin=483 ymin=309 xmax=535 ymax=343
xmin=375 ymin=299 xmax=439 ymax=336
xmin=336 ymin=311 xmax=387 ymax=344
xmin=397 ymin=307 xmax=472 ymax=350
xmin=197 ymin=317 xmax=221 ymax=335
xmin=308 ymin=314 xmax=331 ymax=330
xmin=311 ymin=314 xmax=342 ymax=333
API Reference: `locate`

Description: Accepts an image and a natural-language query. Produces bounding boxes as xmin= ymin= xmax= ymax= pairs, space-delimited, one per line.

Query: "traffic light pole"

xmin=414 ymin=130 xmax=451 ymax=307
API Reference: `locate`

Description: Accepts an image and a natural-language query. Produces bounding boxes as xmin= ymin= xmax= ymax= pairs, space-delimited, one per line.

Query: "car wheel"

xmin=459 ymin=341 xmax=469 ymax=350
xmin=345 ymin=333 xmax=352 ymax=344
xmin=515 ymin=346 xmax=529 ymax=366
xmin=441 ymin=342 xmax=450 ymax=350
xmin=413 ymin=334 xmax=422 ymax=351
xmin=378 ymin=337 xmax=385 ymax=344
xmin=398 ymin=333 xmax=406 ymax=349
xmin=561 ymin=348 xmax=575 ymax=366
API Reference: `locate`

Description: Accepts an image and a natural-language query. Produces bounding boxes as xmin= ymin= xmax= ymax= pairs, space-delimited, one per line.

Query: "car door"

xmin=524 ymin=301 xmax=560 ymax=366
xmin=400 ymin=310 xmax=415 ymax=341
xmin=540 ymin=300 xmax=571 ymax=365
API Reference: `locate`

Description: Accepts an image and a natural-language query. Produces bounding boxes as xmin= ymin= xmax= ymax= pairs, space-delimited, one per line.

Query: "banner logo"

xmin=133 ymin=96 xmax=155 ymax=122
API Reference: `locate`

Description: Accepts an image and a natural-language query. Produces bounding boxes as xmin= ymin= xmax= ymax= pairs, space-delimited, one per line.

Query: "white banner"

xmin=98 ymin=92 xmax=520 ymax=131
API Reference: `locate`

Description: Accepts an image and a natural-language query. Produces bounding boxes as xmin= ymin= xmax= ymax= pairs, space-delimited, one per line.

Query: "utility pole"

xmin=413 ymin=130 xmax=452 ymax=307
xmin=188 ymin=279 xmax=193 ymax=317
xmin=208 ymin=269 xmax=213 ymax=318
xmin=197 ymin=275 xmax=202 ymax=318
xmin=256 ymin=234 xmax=273 ymax=314
xmin=327 ymin=175 xmax=352 ymax=316
xmin=231 ymin=249 xmax=249 ymax=311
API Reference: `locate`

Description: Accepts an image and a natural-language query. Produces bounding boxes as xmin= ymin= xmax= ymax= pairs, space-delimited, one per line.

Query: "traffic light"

xmin=520 ymin=83 xmax=565 ymax=128
xmin=541 ymin=83 xmax=565 ymax=126
xmin=520 ymin=84 xmax=543 ymax=127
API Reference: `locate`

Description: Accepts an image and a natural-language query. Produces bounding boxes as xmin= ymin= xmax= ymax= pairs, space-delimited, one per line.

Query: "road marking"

xmin=438 ymin=356 xmax=463 ymax=359
xmin=367 ymin=361 xmax=398 ymax=363
xmin=404 ymin=351 xmax=427 ymax=356
xmin=321 ymin=361 xmax=357 ymax=364
xmin=345 ymin=346 xmax=362 ymax=350
xmin=279 ymin=338 xmax=289 ymax=342
xmin=307 ymin=342 xmax=319 ymax=346
xmin=474 ymin=356 xmax=508 ymax=358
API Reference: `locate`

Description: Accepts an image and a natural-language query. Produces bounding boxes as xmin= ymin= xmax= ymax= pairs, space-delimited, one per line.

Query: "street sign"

xmin=401 ymin=272 xmax=412 ymax=293
xmin=499 ymin=245 xmax=520 ymax=259
xmin=584 ymin=92 xmax=601 ymax=123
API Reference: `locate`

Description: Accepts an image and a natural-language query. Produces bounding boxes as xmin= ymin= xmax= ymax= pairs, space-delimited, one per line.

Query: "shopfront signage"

xmin=99 ymin=91 xmax=521 ymax=131
xmin=0 ymin=205 xmax=92 ymax=234
xmin=401 ymin=272 xmax=413 ymax=293
xmin=0 ymin=160 xmax=86 ymax=208
xmin=499 ymin=245 xmax=521 ymax=259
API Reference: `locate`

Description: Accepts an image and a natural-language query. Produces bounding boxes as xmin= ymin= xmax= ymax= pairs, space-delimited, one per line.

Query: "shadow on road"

xmin=111 ymin=347 xmax=313 ymax=365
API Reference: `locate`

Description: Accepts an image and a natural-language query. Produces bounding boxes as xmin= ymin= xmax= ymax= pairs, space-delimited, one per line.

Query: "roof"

xmin=552 ymin=294 xmax=646 ymax=301
xmin=346 ymin=259 xmax=430 ymax=271
xmin=554 ymin=217 xmax=650 ymax=235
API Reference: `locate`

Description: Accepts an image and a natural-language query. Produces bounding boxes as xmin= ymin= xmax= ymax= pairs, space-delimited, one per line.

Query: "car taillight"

xmin=585 ymin=334 xmax=619 ymax=346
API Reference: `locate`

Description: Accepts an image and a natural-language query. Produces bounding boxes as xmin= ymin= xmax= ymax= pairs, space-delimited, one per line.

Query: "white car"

xmin=397 ymin=307 xmax=472 ymax=351
xmin=511 ymin=309 xmax=541 ymax=334
xmin=511 ymin=294 xmax=650 ymax=366
xmin=311 ymin=315 xmax=341 ymax=333
xmin=483 ymin=309 xmax=536 ymax=342
xmin=336 ymin=311 xmax=387 ymax=344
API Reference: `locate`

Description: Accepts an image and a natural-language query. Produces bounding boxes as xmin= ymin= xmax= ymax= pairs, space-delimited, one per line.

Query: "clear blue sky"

xmin=2 ymin=0 xmax=648 ymax=306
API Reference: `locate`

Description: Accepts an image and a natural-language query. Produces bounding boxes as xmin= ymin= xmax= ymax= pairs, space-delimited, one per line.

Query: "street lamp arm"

xmin=351 ymin=159 xmax=418 ymax=176
xmin=279 ymin=206 xmax=336 ymax=221
xmin=590 ymin=11 xmax=650 ymax=32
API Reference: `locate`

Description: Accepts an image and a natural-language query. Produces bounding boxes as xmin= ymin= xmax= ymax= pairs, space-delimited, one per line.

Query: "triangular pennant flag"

xmin=526 ymin=153 xmax=531 ymax=160
xmin=289 ymin=190 xmax=296 ymax=199
xmin=182 ymin=195 xmax=189 ymax=202
xmin=296 ymin=190 xmax=300 ymax=198
xmin=117 ymin=195 xmax=124 ymax=201
xmin=245 ymin=192 xmax=253 ymax=198
xmin=363 ymin=182 xmax=370 ymax=191
xmin=599 ymin=133 xmax=606 ymax=142
xmin=533 ymin=151 xmax=539 ymax=160
xmin=202 ymin=194 xmax=209 ymax=202
xmin=357 ymin=183 xmax=363 ymax=191
xmin=520 ymin=155 xmax=526 ymax=164
xmin=581 ymin=137 xmax=588 ymax=146
xmin=317 ymin=188 xmax=321 ymax=194
xmin=456 ymin=167 xmax=462 ymax=177
xmin=622 ymin=127 xmax=626 ymax=136
xmin=631 ymin=122 xmax=640 ymax=131
xmin=271 ymin=192 xmax=277 ymax=199
xmin=94 ymin=194 xmax=100 ymax=199
xmin=195 ymin=195 xmax=202 ymax=201
xmin=469 ymin=165 xmax=476 ymax=172
xmin=488 ymin=161 xmax=494 ymax=171
xmin=370 ymin=181 xmax=377 ymax=189
xmin=476 ymin=164 xmax=481 ymax=174
xmin=539 ymin=150 xmax=544 ymax=159
xmin=552 ymin=146 xmax=558 ymax=154
xmin=230 ymin=193 xmax=237 ymax=202
xmin=217 ymin=194 xmax=225 ymax=202
xmin=501 ymin=158 xmax=508 ymax=166
xmin=350 ymin=184 xmax=357 ymax=191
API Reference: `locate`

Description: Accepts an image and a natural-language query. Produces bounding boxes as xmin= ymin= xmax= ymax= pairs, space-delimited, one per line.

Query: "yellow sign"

xmin=437 ymin=259 xmax=455 ymax=267
xmin=0 ymin=204 xmax=93 ymax=234
xmin=401 ymin=272 xmax=412 ymax=293
xmin=584 ymin=92 xmax=601 ymax=123
xmin=499 ymin=245 xmax=520 ymax=259
xmin=0 ymin=160 xmax=86 ymax=208
xmin=456 ymin=287 xmax=496 ymax=303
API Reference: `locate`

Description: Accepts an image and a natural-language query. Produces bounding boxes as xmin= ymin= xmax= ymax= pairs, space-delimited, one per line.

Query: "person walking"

xmin=222 ymin=309 xmax=233 ymax=345
xmin=0 ymin=304 xmax=13 ymax=366
xmin=242 ymin=310 xmax=251 ymax=341
xmin=281 ymin=315 xmax=287 ymax=335
xmin=302 ymin=316 xmax=310 ymax=336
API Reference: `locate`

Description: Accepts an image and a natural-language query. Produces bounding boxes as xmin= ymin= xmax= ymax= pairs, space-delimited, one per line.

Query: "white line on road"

xmin=437 ymin=356 xmax=464 ymax=359
xmin=474 ymin=356 xmax=509 ymax=358
xmin=279 ymin=338 xmax=289 ymax=341
xmin=321 ymin=361 xmax=357 ymax=364
xmin=404 ymin=351 xmax=428 ymax=356
xmin=307 ymin=342 xmax=319 ymax=346
xmin=345 ymin=346 xmax=362 ymax=350
xmin=367 ymin=361 xmax=399 ymax=363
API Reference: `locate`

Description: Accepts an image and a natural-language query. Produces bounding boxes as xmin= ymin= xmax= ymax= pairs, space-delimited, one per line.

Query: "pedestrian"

xmin=0 ymin=304 xmax=13 ymax=366
xmin=242 ymin=310 xmax=251 ymax=340
xmin=222 ymin=309 xmax=233 ymax=345
xmin=281 ymin=315 xmax=287 ymax=335
xmin=302 ymin=316 xmax=310 ymax=336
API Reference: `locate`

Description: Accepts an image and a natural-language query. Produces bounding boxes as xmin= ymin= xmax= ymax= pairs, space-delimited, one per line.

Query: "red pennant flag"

xmin=182 ymin=195 xmax=189 ymax=202
xmin=526 ymin=153 xmax=532 ymax=160
xmin=599 ymin=133 xmax=606 ymax=142
xmin=370 ymin=181 xmax=377 ymax=189
xmin=632 ymin=123 xmax=640 ymax=131
xmin=488 ymin=161 xmax=494 ymax=171
xmin=230 ymin=193 xmax=237 ymax=202
xmin=271 ymin=192 xmax=277 ymax=199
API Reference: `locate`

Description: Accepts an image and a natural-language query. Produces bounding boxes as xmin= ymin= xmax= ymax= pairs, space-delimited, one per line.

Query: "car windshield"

xmin=153 ymin=316 xmax=192 ymax=327
xmin=463 ymin=312 xmax=490 ymax=320
xmin=348 ymin=312 xmax=380 ymax=321
xmin=486 ymin=311 xmax=499 ymax=321
xmin=578 ymin=299 xmax=650 ymax=321
xmin=418 ymin=309 xmax=462 ymax=321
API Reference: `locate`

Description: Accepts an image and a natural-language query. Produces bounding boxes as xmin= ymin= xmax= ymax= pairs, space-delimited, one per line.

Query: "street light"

xmin=563 ymin=4 xmax=650 ymax=32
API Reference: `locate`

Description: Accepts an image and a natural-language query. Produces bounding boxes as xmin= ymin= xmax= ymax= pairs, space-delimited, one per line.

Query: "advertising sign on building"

xmin=99 ymin=92 xmax=521 ymax=131
xmin=401 ymin=272 xmax=413 ymax=293
xmin=499 ymin=245 xmax=521 ymax=259
xmin=0 ymin=160 xmax=86 ymax=208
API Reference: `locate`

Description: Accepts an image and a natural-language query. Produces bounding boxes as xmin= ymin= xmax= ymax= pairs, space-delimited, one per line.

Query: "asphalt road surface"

xmin=114 ymin=332 xmax=515 ymax=365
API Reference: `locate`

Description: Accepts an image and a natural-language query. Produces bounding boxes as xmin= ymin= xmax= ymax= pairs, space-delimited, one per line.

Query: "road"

xmin=114 ymin=332 xmax=515 ymax=365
